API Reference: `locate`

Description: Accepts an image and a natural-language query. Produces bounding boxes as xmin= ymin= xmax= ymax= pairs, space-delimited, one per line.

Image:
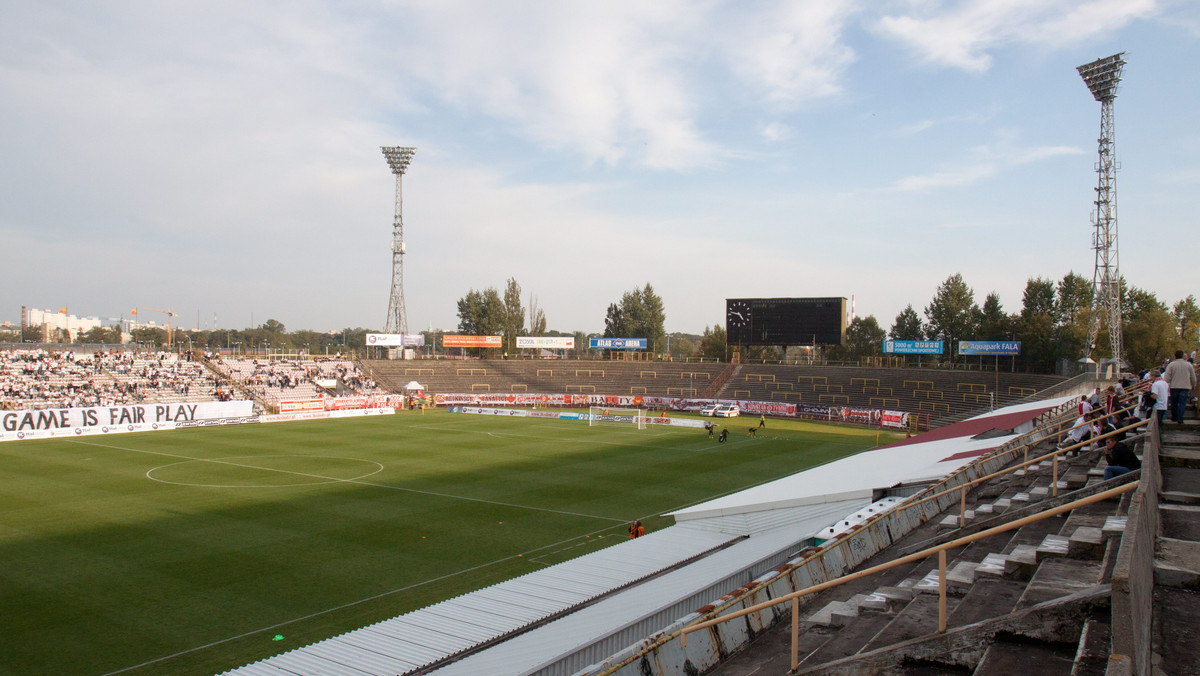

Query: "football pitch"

xmin=0 ymin=410 xmax=897 ymax=675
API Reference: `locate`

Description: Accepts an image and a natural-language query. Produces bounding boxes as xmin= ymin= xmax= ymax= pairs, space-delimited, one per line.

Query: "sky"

xmin=2 ymin=1 xmax=1197 ymax=337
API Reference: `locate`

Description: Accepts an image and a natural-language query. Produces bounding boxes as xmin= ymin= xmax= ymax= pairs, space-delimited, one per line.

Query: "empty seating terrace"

xmin=366 ymin=359 xmax=729 ymax=398
xmin=720 ymin=364 xmax=1063 ymax=417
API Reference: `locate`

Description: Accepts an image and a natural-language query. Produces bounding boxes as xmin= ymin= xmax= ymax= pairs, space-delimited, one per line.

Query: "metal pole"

xmin=938 ymin=549 xmax=948 ymax=632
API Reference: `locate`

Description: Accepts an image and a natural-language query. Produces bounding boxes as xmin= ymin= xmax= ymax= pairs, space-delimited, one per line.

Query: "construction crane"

xmin=131 ymin=307 xmax=180 ymax=348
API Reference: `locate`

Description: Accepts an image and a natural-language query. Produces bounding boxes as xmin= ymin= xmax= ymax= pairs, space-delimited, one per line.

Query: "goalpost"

xmin=588 ymin=406 xmax=647 ymax=430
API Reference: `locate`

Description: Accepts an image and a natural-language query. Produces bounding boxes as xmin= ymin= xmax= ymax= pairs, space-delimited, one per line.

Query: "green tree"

xmin=528 ymin=293 xmax=547 ymax=337
xmin=502 ymin=277 xmax=525 ymax=354
xmin=924 ymin=273 xmax=978 ymax=360
xmin=696 ymin=324 xmax=726 ymax=361
xmin=1054 ymin=272 xmax=1093 ymax=362
xmin=1020 ymin=277 xmax=1057 ymax=319
xmin=1016 ymin=277 xmax=1058 ymax=372
xmin=841 ymin=315 xmax=886 ymax=360
xmin=1174 ymin=295 xmax=1200 ymax=346
xmin=603 ymin=283 xmax=667 ymax=354
xmin=1124 ymin=287 xmax=1180 ymax=368
xmin=890 ymin=305 xmax=924 ymax=341
xmin=977 ymin=292 xmax=1010 ymax=340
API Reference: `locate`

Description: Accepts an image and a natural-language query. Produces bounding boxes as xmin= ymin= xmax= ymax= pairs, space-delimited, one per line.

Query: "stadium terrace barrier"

xmin=573 ymin=393 xmax=1098 ymax=676
xmin=431 ymin=392 xmax=916 ymax=430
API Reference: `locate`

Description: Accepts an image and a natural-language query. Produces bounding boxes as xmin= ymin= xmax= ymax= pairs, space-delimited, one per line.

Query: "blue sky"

xmin=2 ymin=1 xmax=1196 ymax=336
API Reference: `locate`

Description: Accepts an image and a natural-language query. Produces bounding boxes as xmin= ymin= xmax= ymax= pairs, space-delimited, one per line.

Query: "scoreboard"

xmin=726 ymin=297 xmax=847 ymax=346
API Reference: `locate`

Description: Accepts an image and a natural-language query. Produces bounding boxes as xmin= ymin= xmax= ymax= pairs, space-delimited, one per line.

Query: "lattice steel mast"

xmin=1077 ymin=53 xmax=1125 ymax=366
xmin=381 ymin=146 xmax=417 ymax=335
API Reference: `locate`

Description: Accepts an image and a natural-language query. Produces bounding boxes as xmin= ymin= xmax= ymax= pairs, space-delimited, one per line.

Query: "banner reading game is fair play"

xmin=1 ymin=400 xmax=255 ymax=442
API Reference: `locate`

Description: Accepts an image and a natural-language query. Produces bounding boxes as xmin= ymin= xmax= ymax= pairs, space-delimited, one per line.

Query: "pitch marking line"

xmin=102 ymin=520 xmax=633 ymax=675
xmin=67 ymin=438 xmax=627 ymax=523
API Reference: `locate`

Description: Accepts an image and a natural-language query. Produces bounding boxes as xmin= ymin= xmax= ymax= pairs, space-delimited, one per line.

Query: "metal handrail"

xmin=679 ymin=481 xmax=1139 ymax=672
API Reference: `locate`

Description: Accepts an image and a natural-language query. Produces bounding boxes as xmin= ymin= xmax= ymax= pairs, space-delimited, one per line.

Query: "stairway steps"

xmin=1035 ymin=534 xmax=1070 ymax=561
xmin=1017 ymin=558 xmax=1103 ymax=609
xmin=946 ymin=576 xmax=1026 ymax=628
xmin=862 ymin=594 xmax=962 ymax=651
xmin=1072 ymin=614 xmax=1113 ymax=676
xmin=974 ymin=638 xmax=1078 ymax=675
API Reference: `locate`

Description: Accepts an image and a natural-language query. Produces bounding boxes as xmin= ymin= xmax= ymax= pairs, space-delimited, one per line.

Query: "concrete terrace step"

xmin=1102 ymin=515 xmax=1127 ymax=540
xmin=1017 ymin=558 xmax=1103 ymax=608
xmin=1036 ymin=534 xmax=1071 ymax=561
xmin=1005 ymin=544 xmax=1040 ymax=578
xmin=1067 ymin=526 xmax=1105 ymax=559
xmin=973 ymin=637 xmax=1077 ymax=675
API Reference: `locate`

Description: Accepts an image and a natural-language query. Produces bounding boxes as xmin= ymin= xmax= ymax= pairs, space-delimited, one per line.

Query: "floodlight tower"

xmin=1077 ymin=53 xmax=1125 ymax=366
xmin=381 ymin=146 xmax=417 ymax=336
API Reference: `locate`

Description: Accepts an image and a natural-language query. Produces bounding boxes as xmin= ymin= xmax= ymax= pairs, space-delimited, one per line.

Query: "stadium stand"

xmin=227 ymin=379 xmax=1200 ymax=676
xmin=0 ymin=348 xmax=231 ymax=410
xmin=208 ymin=357 xmax=387 ymax=408
xmin=365 ymin=359 xmax=729 ymax=399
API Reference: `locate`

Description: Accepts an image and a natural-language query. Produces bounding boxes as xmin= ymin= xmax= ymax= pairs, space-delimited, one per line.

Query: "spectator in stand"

xmin=1164 ymin=350 xmax=1197 ymax=425
xmin=1102 ymin=429 xmax=1140 ymax=480
xmin=1150 ymin=370 xmax=1171 ymax=430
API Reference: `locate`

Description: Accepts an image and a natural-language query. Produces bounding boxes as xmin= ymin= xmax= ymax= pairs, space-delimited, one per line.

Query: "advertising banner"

xmin=589 ymin=337 xmax=647 ymax=350
xmin=516 ymin=336 xmax=575 ymax=349
xmin=366 ymin=333 xmax=426 ymax=347
xmin=883 ymin=340 xmax=944 ymax=355
xmin=443 ymin=335 xmax=502 ymax=348
xmin=881 ymin=410 xmax=910 ymax=429
xmin=279 ymin=399 xmax=324 ymax=413
xmin=1 ymin=400 xmax=255 ymax=442
xmin=958 ymin=340 xmax=1021 ymax=356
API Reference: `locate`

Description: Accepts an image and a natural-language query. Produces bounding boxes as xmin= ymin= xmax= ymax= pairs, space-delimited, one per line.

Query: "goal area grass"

xmin=0 ymin=410 xmax=899 ymax=675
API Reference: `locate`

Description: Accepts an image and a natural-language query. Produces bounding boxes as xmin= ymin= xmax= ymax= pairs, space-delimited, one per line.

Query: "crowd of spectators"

xmin=1 ymin=349 xmax=232 ymax=410
xmin=207 ymin=357 xmax=385 ymax=406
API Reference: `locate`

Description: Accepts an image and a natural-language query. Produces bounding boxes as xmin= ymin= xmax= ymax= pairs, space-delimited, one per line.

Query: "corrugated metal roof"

xmin=222 ymin=525 xmax=738 ymax=676
xmin=427 ymin=507 xmax=861 ymax=676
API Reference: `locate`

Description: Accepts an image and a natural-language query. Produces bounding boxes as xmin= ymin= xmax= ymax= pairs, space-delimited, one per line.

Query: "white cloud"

xmin=874 ymin=0 xmax=1158 ymax=71
xmin=887 ymin=137 xmax=1083 ymax=192
xmin=760 ymin=122 xmax=794 ymax=142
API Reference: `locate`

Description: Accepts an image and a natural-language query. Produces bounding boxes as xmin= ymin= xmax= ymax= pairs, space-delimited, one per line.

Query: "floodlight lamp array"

xmin=1077 ymin=53 xmax=1125 ymax=102
xmin=381 ymin=146 xmax=417 ymax=175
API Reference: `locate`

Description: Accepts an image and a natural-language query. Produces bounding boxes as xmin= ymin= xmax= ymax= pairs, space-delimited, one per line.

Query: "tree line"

xmin=835 ymin=272 xmax=1198 ymax=372
xmin=5 ymin=271 xmax=1195 ymax=372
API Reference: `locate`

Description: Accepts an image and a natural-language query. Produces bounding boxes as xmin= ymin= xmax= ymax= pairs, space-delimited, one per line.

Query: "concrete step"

xmin=1018 ymin=558 xmax=1103 ymax=609
xmin=945 ymin=576 xmax=1026 ymax=629
xmin=1036 ymin=534 xmax=1071 ymax=561
xmin=974 ymin=637 xmax=1077 ymax=675
xmin=1005 ymin=544 xmax=1039 ymax=579
xmin=1101 ymin=516 xmax=1127 ymax=540
xmin=945 ymin=561 xmax=979 ymax=594
xmin=1067 ymin=526 xmax=1105 ymax=560
xmin=807 ymin=597 xmax=861 ymax=627
xmin=872 ymin=585 xmax=914 ymax=607
xmin=1153 ymin=586 xmax=1200 ymax=676
xmin=862 ymin=594 xmax=961 ymax=652
xmin=1154 ymin=537 xmax=1200 ymax=588
xmin=975 ymin=552 xmax=1008 ymax=578
xmin=1160 ymin=504 xmax=1200 ymax=541
xmin=1072 ymin=614 xmax=1113 ymax=676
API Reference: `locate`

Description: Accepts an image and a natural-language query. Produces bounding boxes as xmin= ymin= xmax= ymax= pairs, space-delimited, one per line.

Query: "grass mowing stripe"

xmin=0 ymin=411 xmax=897 ymax=674
xmin=69 ymin=437 xmax=629 ymax=523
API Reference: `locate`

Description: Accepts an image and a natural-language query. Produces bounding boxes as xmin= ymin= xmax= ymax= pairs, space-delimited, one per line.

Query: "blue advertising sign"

xmin=959 ymin=341 xmax=1021 ymax=356
xmin=589 ymin=337 xmax=647 ymax=350
xmin=883 ymin=340 xmax=944 ymax=355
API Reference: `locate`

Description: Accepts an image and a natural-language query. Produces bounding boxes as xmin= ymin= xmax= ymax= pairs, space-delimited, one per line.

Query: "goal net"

xmin=588 ymin=406 xmax=646 ymax=430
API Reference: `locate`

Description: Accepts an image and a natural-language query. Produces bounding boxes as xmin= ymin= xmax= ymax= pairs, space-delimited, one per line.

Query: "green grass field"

xmin=0 ymin=410 xmax=897 ymax=675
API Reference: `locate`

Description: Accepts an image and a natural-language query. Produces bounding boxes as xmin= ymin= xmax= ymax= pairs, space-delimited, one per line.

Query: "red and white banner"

xmin=280 ymin=399 xmax=324 ymax=413
xmin=443 ymin=335 xmax=502 ymax=348
xmin=881 ymin=410 xmax=910 ymax=429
